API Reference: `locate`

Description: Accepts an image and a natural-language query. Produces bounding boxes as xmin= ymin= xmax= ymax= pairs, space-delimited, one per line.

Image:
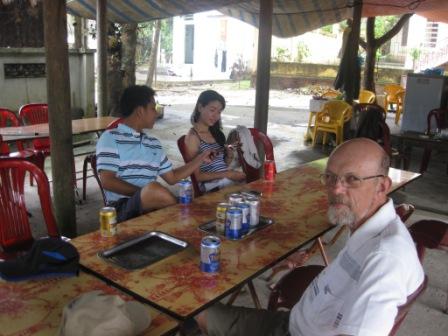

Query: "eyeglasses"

xmin=320 ymin=173 xmax=385 ymax=188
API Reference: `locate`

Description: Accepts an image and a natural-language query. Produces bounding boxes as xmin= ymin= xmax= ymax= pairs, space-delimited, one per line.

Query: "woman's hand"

xmin=226 ymin=170 xmax=246 ymax=181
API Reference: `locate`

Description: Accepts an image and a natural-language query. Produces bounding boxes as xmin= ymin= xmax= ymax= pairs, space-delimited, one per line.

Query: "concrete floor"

xmin=27 ymin=86 xmax=448 ymax=335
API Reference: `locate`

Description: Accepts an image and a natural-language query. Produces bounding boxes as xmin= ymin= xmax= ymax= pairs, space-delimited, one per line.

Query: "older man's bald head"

xmin=329 ymin=138 xmax=390 ymax=176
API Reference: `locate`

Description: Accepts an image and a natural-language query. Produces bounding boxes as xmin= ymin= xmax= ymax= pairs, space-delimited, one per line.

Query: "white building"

xmin=171 ymin=11 xmax=448 ymax=80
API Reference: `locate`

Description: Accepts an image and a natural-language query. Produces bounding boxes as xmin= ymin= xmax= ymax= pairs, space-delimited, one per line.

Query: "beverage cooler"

xmin=401 ymin=73 xmax=448 ymax=133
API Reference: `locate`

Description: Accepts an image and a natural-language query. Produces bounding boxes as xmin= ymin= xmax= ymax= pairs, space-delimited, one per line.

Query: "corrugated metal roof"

xmin=66 ymin=0 xmax=448 ymax=37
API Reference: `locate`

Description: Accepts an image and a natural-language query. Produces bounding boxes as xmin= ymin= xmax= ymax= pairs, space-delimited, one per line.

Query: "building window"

xmin=184 ymin=24 xmax=194 ymax=64
xmin=424 ymin=21 xmax=438 ymax=48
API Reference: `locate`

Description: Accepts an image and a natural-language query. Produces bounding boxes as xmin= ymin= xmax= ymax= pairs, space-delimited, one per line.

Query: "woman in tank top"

xmin=184 ymin=90 xmax=246 ymax=192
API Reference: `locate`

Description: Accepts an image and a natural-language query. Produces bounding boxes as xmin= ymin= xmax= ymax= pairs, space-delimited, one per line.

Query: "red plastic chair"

xmin=237 ymin=128 xmax=276 ymax=183
xmin=0 ymin=108 xmax=25 ymax=153
xmin=18 ymin=104 xmax=50 ymax=153
xmin=177 ymin=135 xmax=204 ymax=198
xmin=420 ymin=108 xmax=448 ymax=173
xmin=408 ymin=219 xmax=448 ymax=313
xmin=0 ymin=135 xmax=45 ymax=184
xmin=0 ymin=159 xmax=59 ymax=257
xmin=82 ymin=118 xmax=123 ymax=201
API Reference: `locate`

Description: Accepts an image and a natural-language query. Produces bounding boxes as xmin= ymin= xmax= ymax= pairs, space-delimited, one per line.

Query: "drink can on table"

xmin=245 ymin=196 xmax=260 ymax=227
xmin=228 ymin=193 xmax=243 ymax=205
xmin=200 ymin=235 xmax=221 ymax=273
xmin=178 ymin=179 xmax=193 ymax=204
xmin=236 ymin=202 xmax=250 ymax=234
xmin=216 ymin=202 xmax=230 ymax=235
xmin=100 ymin=207 xmax=117 ymax=237
xmin=264 ymin=160 xmax=276 ymax=181
xmin=225 ymin=207 xmax=243 ymax=239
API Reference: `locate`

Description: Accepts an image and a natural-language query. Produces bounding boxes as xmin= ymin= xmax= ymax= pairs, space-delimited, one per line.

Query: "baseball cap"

xmin=58 ymin=291 xmax=151 ymax=336
xmin=0 ymin=237 xmax=79 ymax=281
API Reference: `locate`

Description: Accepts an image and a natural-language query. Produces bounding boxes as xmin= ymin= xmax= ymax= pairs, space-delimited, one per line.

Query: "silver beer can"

xmin=228 ymin=193 xmax=243 ymax=205
xmin=245 ymin=196 xmax=260 ymax=227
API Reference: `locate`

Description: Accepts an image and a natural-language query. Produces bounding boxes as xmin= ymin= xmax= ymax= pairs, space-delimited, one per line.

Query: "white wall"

xmin=0 ymin=48 xmax=95 ymax=117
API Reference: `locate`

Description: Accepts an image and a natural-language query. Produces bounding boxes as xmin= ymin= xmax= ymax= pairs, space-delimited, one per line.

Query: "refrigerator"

xmin=401 ymin=73 xmax=448 ymax=133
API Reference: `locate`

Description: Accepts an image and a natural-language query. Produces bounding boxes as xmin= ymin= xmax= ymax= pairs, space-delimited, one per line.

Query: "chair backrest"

xmin=320 ymin=100 xmax=352 ymax=125
xmin=388 ymin=276 xmax=428 ymax=336
xmin=0 ymin=159 xmax=59 ymax=252
xmin=426 ymin=108 xmax=447 ymax=134
xmin=18 ymin=104 xmax=50 ymax=150
xmin=268 ymin=265 xmax=325 ymax=311
xmin=394 ymin=203 xmax=415 ymax=223
xmin=237 ymin=128 xmax=276 ymax=183
xmin=384 ymin=84 xmax=404 ymax=98
xmin=353 ymin=103 xmax=392 ymax=156
xmin=0 ymin=108 xmax=24 ymax=152
xmin=321 ymin=89 xmax=341 ymax=99
xmin=176 ymin=135 xmax=203 ymax=197
xmin=408 ymin=219 xmax=448 ymax=261
xmin=89 ymin=117 xmax=124 ymax=205
xmin=359 ymin=90 xmax=376 ymax=104
xmin=107 ymin=117 xmax=124 ymax=130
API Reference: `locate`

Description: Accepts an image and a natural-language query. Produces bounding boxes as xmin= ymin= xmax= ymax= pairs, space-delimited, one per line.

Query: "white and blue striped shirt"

xmin=96 ymin=123 xmax=173 ymax=202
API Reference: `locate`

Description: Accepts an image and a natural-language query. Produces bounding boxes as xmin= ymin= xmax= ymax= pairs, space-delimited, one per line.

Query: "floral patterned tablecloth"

xmin=71 ymin=158 xmax=420 ymax=320
xmin=0 ymin=272 xmax=178 ymax=336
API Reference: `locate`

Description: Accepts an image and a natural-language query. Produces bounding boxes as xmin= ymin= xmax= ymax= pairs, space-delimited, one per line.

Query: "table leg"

xmin=305 ymin=111 xmax=316 ymax=141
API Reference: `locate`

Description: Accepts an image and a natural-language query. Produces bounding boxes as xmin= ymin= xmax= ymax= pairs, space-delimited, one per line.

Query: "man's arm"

xmin=99 ymin=170 xmax=140 ymax=197
xmin=161 ymin=150 xmax=213 ymax=185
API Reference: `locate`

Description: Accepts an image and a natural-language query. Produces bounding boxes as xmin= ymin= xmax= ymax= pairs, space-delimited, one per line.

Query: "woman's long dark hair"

xmin=191 ymin=90 xmax=226 ymax=146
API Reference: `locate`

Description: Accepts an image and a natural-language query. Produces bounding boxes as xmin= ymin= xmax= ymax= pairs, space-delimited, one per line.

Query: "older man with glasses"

xmin=195 ymin=138 xmax=424 ymax=336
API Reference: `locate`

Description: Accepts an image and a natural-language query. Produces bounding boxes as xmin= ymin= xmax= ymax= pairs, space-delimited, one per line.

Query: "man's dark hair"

xmin=119 ymin=85 xmax=155 ymax=117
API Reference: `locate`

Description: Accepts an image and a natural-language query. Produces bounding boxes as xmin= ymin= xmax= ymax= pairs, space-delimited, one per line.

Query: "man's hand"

xmin=226 ymin=170 xmax=246 ymax=181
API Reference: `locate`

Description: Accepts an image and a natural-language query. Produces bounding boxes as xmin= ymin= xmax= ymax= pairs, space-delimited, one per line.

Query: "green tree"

xmin=359 ymin=14 xmax=412 ymax=92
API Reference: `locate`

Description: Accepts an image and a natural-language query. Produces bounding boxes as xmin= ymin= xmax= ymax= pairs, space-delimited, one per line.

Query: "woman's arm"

xmin=184 ymin=131 xmax=244 ymax=182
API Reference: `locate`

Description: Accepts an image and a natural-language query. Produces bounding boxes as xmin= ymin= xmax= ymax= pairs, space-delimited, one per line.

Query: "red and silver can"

xmin=100 ymin=206 xmax=117 ymax=237
xmin=264 ymin=160 xmax=276 ymax=181
xmin=245 ymin=196 xmax=260 ymax=227
xmin=228 ymin=193 xmax=243 ymax=205
xmin=200 ymin=235 xmax=221 ymax=273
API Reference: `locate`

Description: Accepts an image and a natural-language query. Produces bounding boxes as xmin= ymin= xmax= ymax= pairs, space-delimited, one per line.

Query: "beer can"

xmin=236 ymin=202 xmax=250 ymax=234
xmin=245 ymin=196 xmax=260 ymax=227
xmin=228 ymin=193 xmax=243 ymax=205
xmin=200 ymin=235 xmax=221 ymax=273
xmin=100 ymin=207 xmax=117 ymax=237
xmin=178 ymin=179 xmax=193 ymax=204
xmin=225 ymin=207 xmax=243 ymax=239
xmin=216 ymin=202 xmax=230 ymax=235
xmin=264 ymin=160 xmax=276 ymax=181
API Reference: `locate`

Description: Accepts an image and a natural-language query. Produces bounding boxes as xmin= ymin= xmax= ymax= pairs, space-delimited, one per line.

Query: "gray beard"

xmin=328 ymin=205 xmax=356 ymax=229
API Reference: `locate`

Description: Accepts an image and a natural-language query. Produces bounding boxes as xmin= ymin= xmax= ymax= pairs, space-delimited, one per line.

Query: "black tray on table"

xmin=198 ymin=216 xmax=274 ymax=240
xmin=98 ymin=231 xmax=188 ymax=270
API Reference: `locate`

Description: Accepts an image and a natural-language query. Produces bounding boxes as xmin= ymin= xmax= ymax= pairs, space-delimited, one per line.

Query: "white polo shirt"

xmin=289 ymin=199 xmax=424 ymax=336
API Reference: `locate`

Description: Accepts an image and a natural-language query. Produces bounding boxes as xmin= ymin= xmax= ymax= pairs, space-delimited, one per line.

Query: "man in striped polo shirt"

xmin=96 ymin=85 xmax=213 ymax=222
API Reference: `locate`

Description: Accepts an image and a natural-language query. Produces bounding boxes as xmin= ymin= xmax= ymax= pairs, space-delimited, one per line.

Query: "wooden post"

xmin=97 ymin=0 xmax=108 ymax=116
xmin=254 ymin=0 xmax=273 ymax=134
xmin=43 ymin=0 xmax=76 ymax=237
xmin=344 ymin=0 xmax=362 ymax=104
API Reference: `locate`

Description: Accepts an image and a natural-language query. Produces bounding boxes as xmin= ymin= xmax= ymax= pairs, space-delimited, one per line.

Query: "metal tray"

xmin=198 ymin=216 xmax=274 ymax=240
xmin=98 ymin=231 xmax=188 ymax=270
